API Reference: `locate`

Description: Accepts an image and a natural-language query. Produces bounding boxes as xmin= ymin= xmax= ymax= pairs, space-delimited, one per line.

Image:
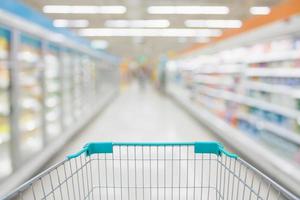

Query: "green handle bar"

xmin=67 ymin=141 xmax=238 ymax=160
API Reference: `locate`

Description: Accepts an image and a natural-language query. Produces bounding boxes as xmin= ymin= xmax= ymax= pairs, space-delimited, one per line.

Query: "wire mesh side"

xmin=7 ymin=155 xmax=93 ymax=200
xmin=5 ymin=144 xmax=297 ymax=200
xmin=88 ymin=145 xmax=219 ymax=200
xmin=215 ymin=156 xmax=291 ymax=200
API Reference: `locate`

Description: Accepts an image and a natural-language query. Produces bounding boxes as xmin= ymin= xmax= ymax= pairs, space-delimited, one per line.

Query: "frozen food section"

xmin=44 ymin=44 xmax=61 ymax=140
xmin=61 ymin=50 xmax=74 ymax=129
xmin=18 ymin=34 xmax=43 ymax=160
xmin=0 ymin=0 xmax=119 ymax=193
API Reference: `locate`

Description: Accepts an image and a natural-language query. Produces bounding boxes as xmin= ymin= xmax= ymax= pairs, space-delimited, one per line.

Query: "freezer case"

xmin=0 ymin=27 xmax=11 ymax=179
xmin=44 ymin=45 xmax=61 ymax=140
xmin=17 ymin=34 xmax=43 ymax=161
xmin=73 ymin=54 xmax=83 ymax=120
xmin=61 ymin=50 xmax=74 ymax=129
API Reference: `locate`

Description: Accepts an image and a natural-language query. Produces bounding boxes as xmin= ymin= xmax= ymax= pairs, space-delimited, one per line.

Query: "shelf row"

xmin=166 ymin=83 xmax=300 ymax=196
xmin=166 ymin=34 xmax=300 ymax=168
xmin=0 ymin=26 xmax=119 ymax=181
xmin=193 ymin=67 xmax=300 ymax=77
xmin=195 ymin=85 xmax=300 ymax=144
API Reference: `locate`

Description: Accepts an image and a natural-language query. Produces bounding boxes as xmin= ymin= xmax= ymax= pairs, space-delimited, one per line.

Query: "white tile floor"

xmin=49 ymin=83 xmax=218 ymax=164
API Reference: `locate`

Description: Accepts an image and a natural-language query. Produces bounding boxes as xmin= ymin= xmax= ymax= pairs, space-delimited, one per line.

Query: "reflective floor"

xmin=49 ymin=83 xmax=219 ymax=164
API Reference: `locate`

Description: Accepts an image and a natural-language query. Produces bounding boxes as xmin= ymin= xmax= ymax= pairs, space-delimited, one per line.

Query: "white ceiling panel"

xmin=22 ymin=0 xmax=282 ymax=59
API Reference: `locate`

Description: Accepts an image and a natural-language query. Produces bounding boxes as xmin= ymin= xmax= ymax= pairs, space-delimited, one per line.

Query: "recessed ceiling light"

xmin=185 ymin=20 xmax=242 ymax=28
xmin=78 ymin=28 xmax=222 ymax=37
xmin=53 ymin=19 xmax=89 ymax=28
xmin=43 ymin=5 xmax=127 ymax=14
xmin=147 ymin=6 xmax=229 ymax=15
xmin=250 ymin=6 xmax=270 ymax=15
xmin=91 ymin=40 xmax=109 ymax=49
xmin=104 ymin=20 xmax=170 ymax=28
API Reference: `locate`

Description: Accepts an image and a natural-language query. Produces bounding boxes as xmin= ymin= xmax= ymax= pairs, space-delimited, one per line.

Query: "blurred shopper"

xmin=137 ymin=66 xmax=147 ymax=91
xmin=158 ymin=56 xmax=168 ymax=93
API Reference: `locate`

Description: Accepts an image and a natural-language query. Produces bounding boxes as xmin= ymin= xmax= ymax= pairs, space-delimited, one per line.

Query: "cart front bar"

xmin=67 ymin=142 xmax=238 ymax=160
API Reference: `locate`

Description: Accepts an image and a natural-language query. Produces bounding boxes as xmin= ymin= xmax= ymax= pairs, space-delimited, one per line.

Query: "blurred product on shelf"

xmin=166 ymin=17 xmax=300 ymax=195
xmin=167 ymin=35 xmax=300 ymax=166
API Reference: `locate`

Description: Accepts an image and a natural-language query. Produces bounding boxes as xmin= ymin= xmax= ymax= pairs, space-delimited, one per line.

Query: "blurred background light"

xmin=147 ymin=6 xmax=229 ymax=15
xmin=43 ymin=5 xmax=127 ymax=14
xmin=250 ymin=6 xmax=271 ymax=15
xmin=104 ymin=20 xmax=170 ymax=28
xmin=78 ymin=28 xmax=223 ymax=37
xmin=185 ymin=20 xmax=242 ymax=28
xmin=53 ymin=19 xmax=89 ymax=28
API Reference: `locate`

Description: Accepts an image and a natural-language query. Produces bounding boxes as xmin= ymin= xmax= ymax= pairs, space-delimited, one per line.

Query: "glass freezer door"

xmin=18 ymin=34 xmax=43 ymax=160
xmin=0 ymin=27 xmax=12 ymax=179
xmin=61 ymin=50 xmax=73 ymax=128
xmin=81 ymin=56 xmax=93 ymax=114
xmin=44 ymin=46 xmax=61 ymax=139
xmin=73 ymin=54 xmax=82 ymax=120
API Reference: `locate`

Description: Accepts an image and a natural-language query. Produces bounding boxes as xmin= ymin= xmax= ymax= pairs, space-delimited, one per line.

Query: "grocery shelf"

xmin=196 ymin=85 xmax=300 ymax=119
xmin=237 ymin=112 xmax=300 ymax=145
xmin=246 ymin=67 xmax=300 ymax=77
xmin=193 ymin=75 xmax=235 ymax=87
xmin=165 ymin=11 xmax=300 ymax=198
xmin=244 ymin=80 xmax=300 ymax=98
xmin=245 ymin=50 xmax=300 ymax=64
xmin=195 ymin=64 xmax=243 ymax=74
xmin=167 ymin=83 xmax=300 ymax=196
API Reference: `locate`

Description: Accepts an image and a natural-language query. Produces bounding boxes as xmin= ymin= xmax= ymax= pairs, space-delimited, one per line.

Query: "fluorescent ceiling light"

xmin=91 ymin=40 xmax=109 ymax=49
xmin=185 ymin=20 xmax=242 ymax=28
xmin=43 ymin=5 xmax=127 ymax=14
xmin=147 ymin=6 xmax=229 ymax=15
xmin=53 ymin=19 xmax=89 ymax=27
xmin=105 ymin=20 xmax=170 ymax=28
xmin=78 ymin=28 xmax=222 ymax=37
xmin=250 ymin=6 xmax=270 ymax=15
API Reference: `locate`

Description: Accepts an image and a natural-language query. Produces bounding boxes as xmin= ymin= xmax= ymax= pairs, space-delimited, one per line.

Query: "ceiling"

xmin=22 ymin=0 xmax=282 ymax=60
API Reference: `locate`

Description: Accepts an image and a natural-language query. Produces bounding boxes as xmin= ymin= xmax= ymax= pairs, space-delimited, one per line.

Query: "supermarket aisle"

xmin=9 ymin=78 xmax=285 ymax=200
xmin=49 ymin=83 xmax=217 ymax=164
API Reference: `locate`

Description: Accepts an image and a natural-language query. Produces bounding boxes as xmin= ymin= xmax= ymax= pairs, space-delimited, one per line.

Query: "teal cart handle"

xmin=67 ymin=141 xmax=238 ymax=160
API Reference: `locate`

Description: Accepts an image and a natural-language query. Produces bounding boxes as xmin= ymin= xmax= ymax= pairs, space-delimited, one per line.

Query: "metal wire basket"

xmin=2 ymin=142 xmax=298 ymax=200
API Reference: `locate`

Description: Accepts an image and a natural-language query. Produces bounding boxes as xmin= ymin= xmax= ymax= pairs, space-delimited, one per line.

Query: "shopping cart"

xmin=2 ymin=142 xmax=298 ymax=200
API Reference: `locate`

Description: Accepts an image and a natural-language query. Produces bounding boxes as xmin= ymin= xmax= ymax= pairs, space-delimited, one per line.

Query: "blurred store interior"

xmin=0 ymin=0 xmax=300 ymax=198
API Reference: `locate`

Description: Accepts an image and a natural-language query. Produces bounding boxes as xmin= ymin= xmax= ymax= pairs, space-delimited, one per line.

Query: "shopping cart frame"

xmin=1 ymin=142 xmax=299 ymax=200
